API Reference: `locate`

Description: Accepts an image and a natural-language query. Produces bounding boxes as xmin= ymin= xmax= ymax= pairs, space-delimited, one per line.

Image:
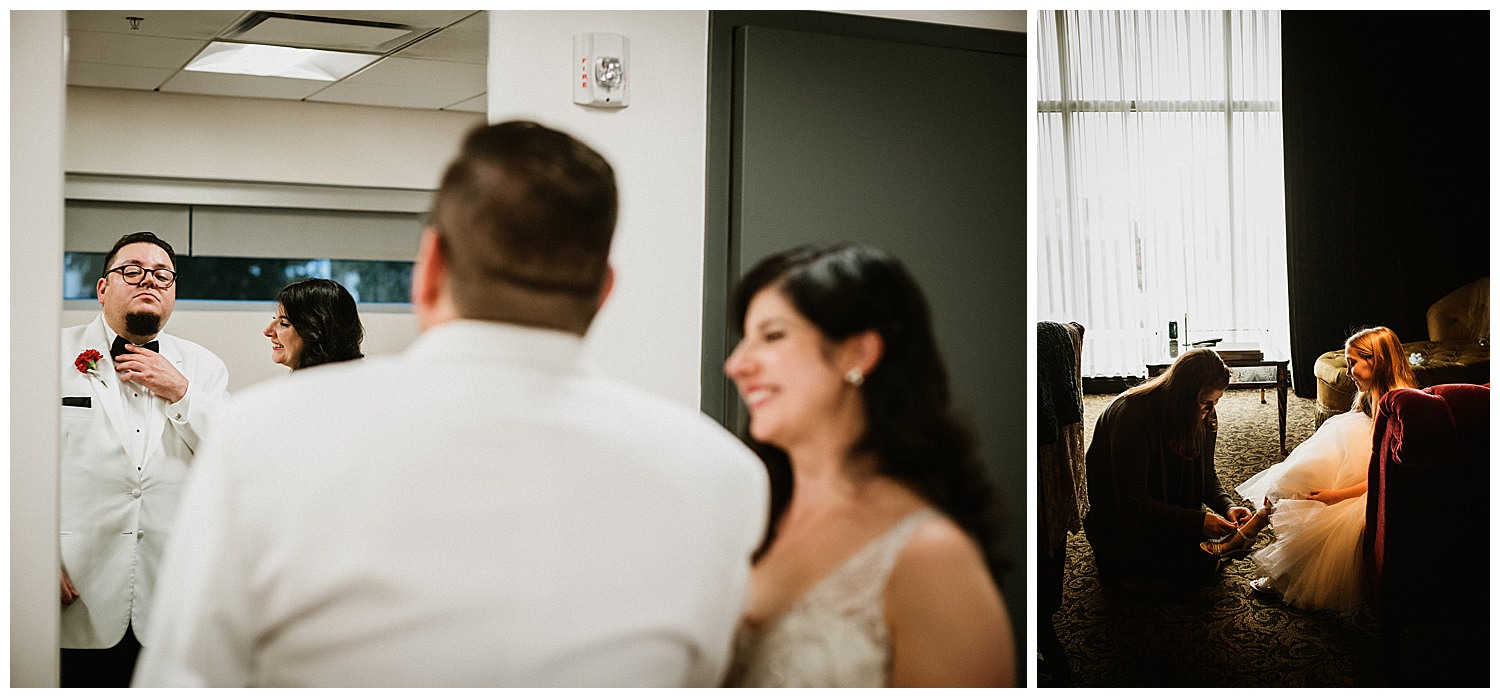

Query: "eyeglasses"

xmin=106 ymin=264 xmax=177 ymax=288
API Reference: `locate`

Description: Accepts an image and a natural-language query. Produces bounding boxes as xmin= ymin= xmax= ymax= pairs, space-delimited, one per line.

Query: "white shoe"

xmin=1249 ymin=576 xmax=1280 ymax=599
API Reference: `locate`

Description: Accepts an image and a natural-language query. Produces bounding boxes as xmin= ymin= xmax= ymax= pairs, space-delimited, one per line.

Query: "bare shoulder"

xmin=883 ymin=513 xmax=1013 ymax=687
xmin=887 ymin=515 xmax=997 ymax=598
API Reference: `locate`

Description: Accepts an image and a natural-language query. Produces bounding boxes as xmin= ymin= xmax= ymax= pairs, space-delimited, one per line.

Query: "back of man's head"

xmin=430 ymin=121 xmax=618 ymax=331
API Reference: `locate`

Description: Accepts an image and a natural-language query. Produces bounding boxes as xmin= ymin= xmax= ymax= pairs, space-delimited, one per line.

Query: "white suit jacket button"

xmin=132 ymin=489 xmax=141 ymax=498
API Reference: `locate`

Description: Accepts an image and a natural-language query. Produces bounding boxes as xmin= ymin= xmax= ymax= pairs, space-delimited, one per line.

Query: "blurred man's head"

xmin=421 ymin=120 xmax=618 ymax=334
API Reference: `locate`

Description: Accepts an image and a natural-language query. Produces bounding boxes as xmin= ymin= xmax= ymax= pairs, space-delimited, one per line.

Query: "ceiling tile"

xmin=62 ymin=10 xmax=488 ymax=114
xmin=67 ymin=30 xmax=207 ymax=69
xmin=235 ymin=16 xmax=416 ymax=51
xmin=67 ymin=62 xmax=176 ymax=91
xmin=276 ymin=10 xmax=478 ymax=29
xmin=444 ymin=94 xmax=488 ymax=113
xmin=308 ymin=80 xmax=485 ymax=112
xmin=340 ymin=57 xmax=485 ymax=90
xmin=66 ymin=10 xmax=248 ymax=41
xmin=397 ymin=12 xmax=488 ymax=65
xmin=159 ymin=70 xmax=327 ymax=101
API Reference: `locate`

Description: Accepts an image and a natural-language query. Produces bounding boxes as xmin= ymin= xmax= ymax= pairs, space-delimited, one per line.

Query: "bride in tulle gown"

xmin=1201 ymin=327 xmax=1418 ymax=611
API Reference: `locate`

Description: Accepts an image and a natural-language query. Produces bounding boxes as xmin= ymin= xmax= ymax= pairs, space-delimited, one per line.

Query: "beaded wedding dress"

xmin=723 ymin=509 xmax=937 ymax=687
xmin=1235 ymin=409 xmax=1374 ymax=611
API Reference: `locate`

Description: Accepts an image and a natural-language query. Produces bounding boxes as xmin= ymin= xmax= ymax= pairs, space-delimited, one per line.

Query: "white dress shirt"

xmin=134 ymin=320 xmax=769 ymax=687
xmin=105 ymin=327 xmax=162 ymax=466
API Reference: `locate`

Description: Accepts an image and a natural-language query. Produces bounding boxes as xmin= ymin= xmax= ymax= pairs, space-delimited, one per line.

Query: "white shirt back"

xmin=134 ymin=321 xmax=769 ymax=687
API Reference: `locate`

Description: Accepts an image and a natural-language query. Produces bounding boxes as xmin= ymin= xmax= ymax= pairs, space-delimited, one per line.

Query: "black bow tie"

xmin=111 ymin=336 xmax=160 ymax=360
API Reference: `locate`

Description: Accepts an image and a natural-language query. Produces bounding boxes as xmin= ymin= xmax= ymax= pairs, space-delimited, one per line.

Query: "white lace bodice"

xmin=724 ymin=509 xmax=937 ymax=687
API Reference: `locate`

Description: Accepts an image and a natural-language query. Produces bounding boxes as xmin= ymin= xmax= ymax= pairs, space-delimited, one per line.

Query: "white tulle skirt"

xmin=1235 ymin=410 xmax=1374 ymax=612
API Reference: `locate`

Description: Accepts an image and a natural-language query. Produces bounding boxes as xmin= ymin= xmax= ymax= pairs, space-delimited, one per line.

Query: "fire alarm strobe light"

xmin=574 ymin=32 xmax=629 ymax=108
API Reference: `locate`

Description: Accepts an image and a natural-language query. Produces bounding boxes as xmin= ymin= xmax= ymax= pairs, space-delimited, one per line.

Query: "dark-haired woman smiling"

xmin=265 ymin=278 xmax=364 ymax=370
xmin=721 ymin=243 xmax=1012 ymax=687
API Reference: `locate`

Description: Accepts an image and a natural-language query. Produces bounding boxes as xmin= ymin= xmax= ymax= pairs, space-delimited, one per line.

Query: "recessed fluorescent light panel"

xmin=183 ymin=41 xmax=378 ymax=81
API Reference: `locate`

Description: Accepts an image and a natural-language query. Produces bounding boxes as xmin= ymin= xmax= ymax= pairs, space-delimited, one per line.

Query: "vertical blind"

xmin=1038 ymin=10 xmax=1290 ymax=378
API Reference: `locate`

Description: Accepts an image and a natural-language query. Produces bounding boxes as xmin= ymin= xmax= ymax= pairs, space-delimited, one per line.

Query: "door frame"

xmin=701 ymin=10 xmax=1024 ymax=423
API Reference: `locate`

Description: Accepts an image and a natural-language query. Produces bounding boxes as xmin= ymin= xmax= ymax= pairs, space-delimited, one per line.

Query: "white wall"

xmin=66 ymin=87 xmax=483 ymax=189
xmin=489 ymin=11 xmax=712 ymax=408
xmin=11 ymin=11 xmax=66 ymax=687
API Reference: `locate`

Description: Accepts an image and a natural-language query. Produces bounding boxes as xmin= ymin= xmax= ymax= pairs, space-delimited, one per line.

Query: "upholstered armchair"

xmin=1313 ymin=278 xmax=1490 ymax=425
xmin=1364 ymin=383 xmax=1489 ymax=685
xmin=1427 ymin=277 xmax=1490 ymax=343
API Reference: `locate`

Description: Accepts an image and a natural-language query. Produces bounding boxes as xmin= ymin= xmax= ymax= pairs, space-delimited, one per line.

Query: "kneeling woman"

xmin=264 ymin=278 xmax=365 ymax=370
xmin=1084 ymin=348 xmax=1252 ymax=594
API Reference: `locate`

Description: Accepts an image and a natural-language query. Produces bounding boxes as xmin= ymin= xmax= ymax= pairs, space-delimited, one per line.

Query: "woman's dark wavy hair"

xmin=277 ymin=278 xmax=365 ymax=370
xmin=1121 ymin=347 xmax=1230 ymax=460
xmin=730 ymin=243 xmax=1008 ymax=584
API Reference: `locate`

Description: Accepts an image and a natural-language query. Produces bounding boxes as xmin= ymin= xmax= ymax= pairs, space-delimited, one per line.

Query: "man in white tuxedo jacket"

xmin=134 ymin=121 xmax=769 ymax=687
xmin=59 ymin=232 xmax=229 ymax=687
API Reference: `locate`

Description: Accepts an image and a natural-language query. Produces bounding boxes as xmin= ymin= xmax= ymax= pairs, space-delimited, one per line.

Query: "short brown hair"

xmin=102 ymin=232 xmax=177 ymax=277
xmin=430 ymin=121 xmax=618 ymax=327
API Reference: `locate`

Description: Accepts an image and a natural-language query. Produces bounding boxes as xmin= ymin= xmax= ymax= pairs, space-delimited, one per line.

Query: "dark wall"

xmin=1282 ymin=11 xmax=1489 ymax=397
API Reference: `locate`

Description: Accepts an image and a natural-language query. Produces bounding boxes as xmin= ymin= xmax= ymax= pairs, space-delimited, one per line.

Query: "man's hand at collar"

xmin=115 ymin=343 xmax=188 ymax=403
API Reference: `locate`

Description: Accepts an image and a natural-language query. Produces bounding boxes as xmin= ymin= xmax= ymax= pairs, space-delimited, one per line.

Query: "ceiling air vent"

xmin=220 ymin=12 xmax=437 ymax=54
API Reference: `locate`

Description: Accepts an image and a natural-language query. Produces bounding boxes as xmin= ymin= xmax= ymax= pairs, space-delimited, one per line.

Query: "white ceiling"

xmin=65 ymin=10 xmax=488 ymax=113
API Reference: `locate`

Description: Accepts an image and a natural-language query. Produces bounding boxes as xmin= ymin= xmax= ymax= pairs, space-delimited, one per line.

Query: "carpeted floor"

xmin=1048 ymin=388 xmax=1390 ymax=687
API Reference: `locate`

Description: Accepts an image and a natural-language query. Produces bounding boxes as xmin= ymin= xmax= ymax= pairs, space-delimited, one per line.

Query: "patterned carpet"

xmin=1048 ymin=388 xmax=1389 ymax=687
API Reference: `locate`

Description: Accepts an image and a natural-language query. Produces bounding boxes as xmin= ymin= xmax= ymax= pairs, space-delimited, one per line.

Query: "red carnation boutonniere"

xmin=75 ymin=349 xmax=107 ymax=387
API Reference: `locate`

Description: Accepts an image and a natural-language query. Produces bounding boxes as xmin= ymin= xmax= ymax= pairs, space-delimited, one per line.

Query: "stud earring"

xmin=845 ymin=368 xmax=864 ymax=386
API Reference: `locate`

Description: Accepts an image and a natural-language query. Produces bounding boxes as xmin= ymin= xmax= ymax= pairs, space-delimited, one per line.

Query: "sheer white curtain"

xmin=1038 ymin=10 xmax=1290 ymax=378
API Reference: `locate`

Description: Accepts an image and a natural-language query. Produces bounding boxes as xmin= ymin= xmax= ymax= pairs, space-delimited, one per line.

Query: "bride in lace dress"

xmin=719 ymin=244 xmax=1013 ymax=687
xmin=1203 ymin=326 xmax=1418 ymax=611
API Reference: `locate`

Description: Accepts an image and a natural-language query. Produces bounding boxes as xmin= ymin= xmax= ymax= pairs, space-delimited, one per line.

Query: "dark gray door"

xmin=704 ymin=11 xmax=1025 ymax=676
